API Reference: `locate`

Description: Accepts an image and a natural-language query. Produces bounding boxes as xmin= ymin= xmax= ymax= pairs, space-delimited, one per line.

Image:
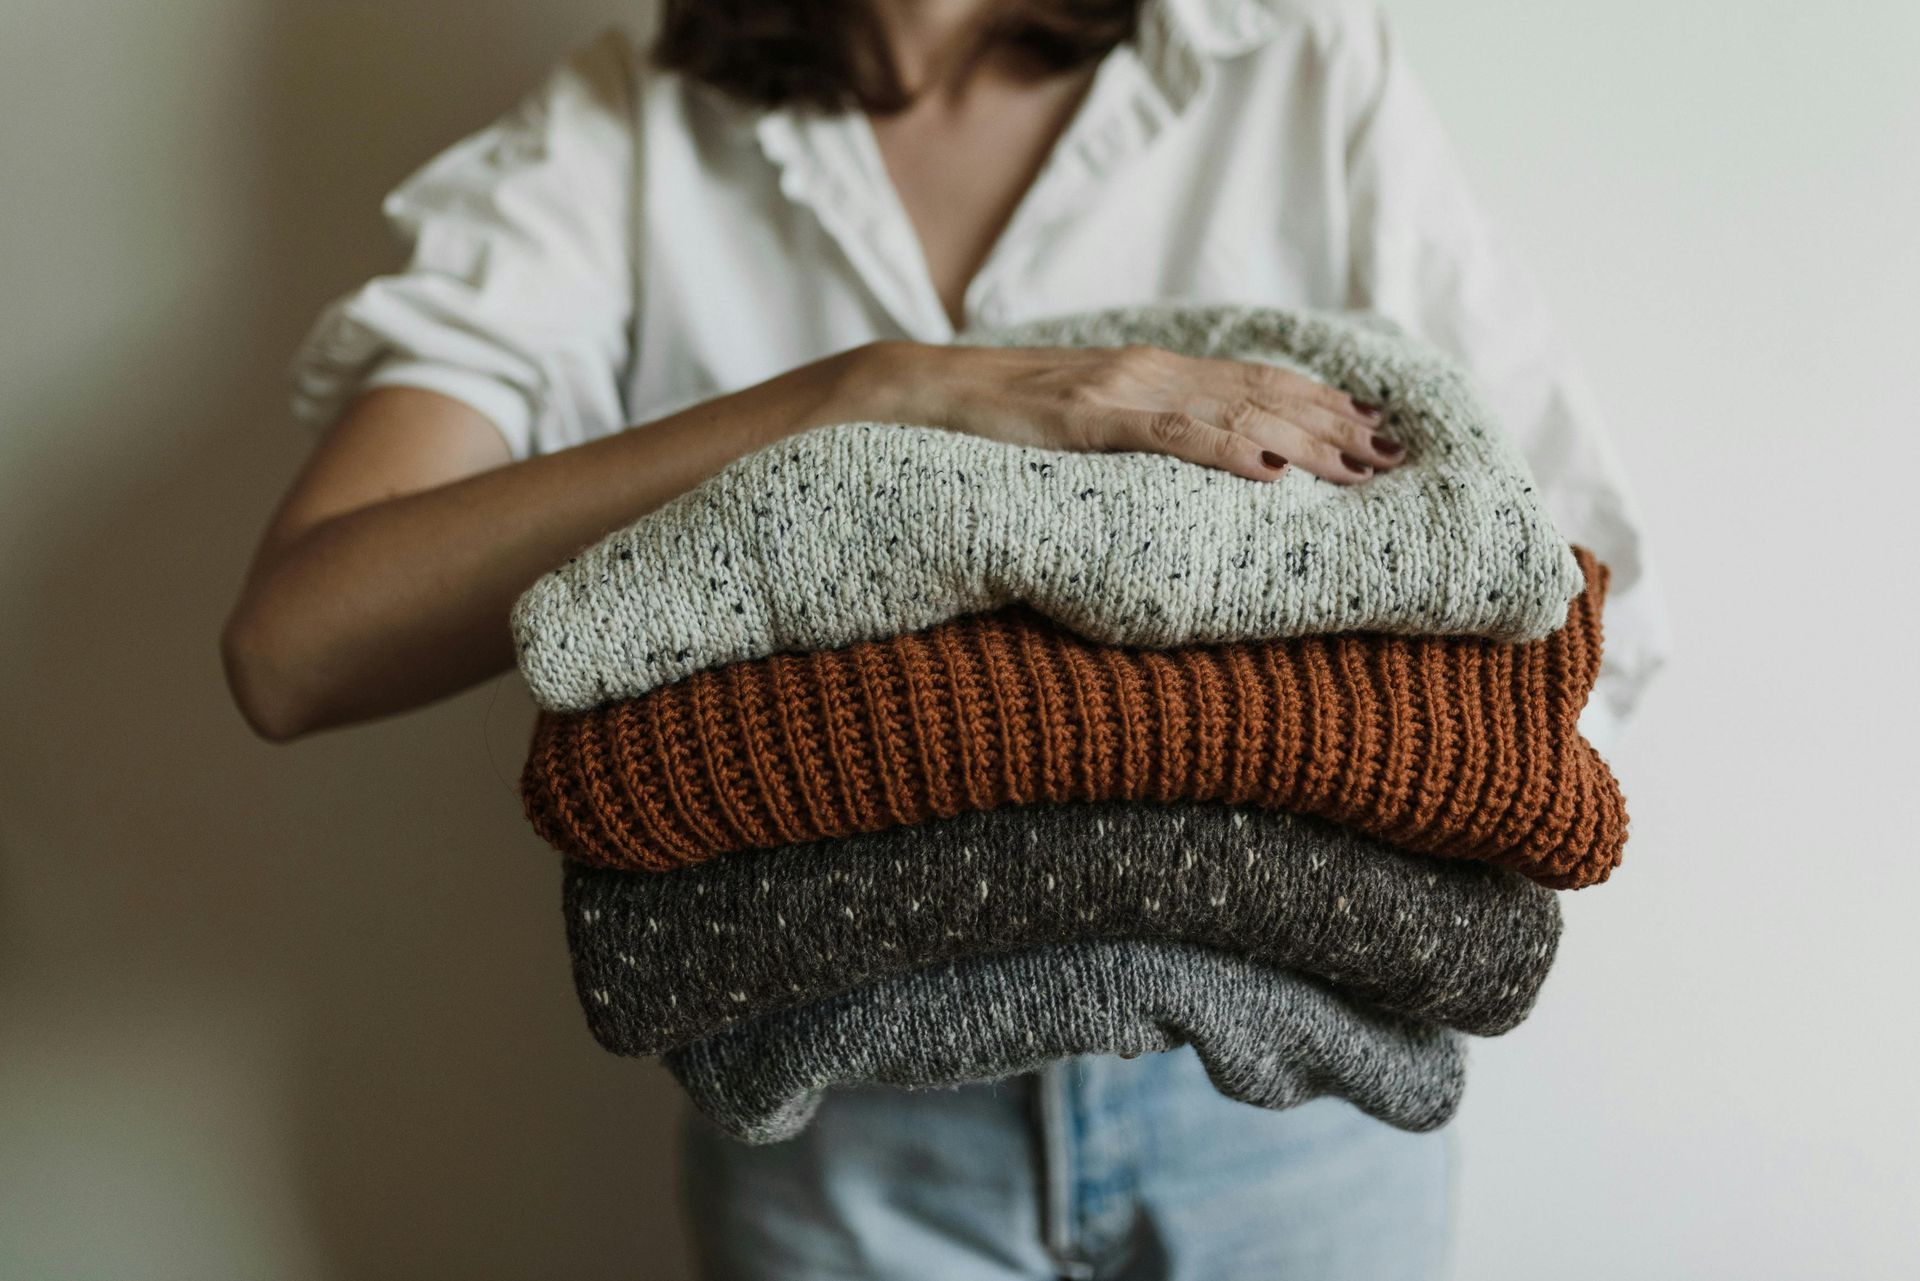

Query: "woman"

xmin=224 ymin=1 xmax=1666 ymax=1276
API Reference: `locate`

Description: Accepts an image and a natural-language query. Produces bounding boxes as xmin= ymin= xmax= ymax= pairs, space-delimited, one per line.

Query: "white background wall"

xmin=2 ymin=1 xmax=1915 ymax=1277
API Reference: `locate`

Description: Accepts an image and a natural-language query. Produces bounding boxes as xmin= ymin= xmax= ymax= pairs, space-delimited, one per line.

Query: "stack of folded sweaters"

xmin=510 ymin=302 xmax=1626 ymax=1143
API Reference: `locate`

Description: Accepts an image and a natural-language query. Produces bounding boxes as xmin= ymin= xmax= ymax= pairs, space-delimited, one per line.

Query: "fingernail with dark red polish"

xmin=1371 ymin=433 xmax=1404 ymax=457
xmin=1352 ymin=398 xmax=1384 ymax=419
xmin=1340 ymin=452 xmax=1373 ymax=475
xmin=1261 ymin=451 xmax=1288 ymax=471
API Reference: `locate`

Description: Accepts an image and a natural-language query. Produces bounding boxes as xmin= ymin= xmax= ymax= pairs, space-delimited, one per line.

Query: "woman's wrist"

xmin=830 ymin=338 xmax=953 ymax=427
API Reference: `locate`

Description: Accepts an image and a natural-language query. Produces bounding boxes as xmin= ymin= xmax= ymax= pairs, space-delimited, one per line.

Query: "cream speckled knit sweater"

xmin=513 ymin=301 xmax=1582 ymax=712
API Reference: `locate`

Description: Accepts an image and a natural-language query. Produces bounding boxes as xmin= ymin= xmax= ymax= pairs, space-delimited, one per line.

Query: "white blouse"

xmin=287 ymin=0 xmax=1669 ymax=745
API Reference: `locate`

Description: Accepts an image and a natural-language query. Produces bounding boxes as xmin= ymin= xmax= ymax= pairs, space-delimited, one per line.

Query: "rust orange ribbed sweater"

xmin=521 ymin=548 xmax=1622 ymax=889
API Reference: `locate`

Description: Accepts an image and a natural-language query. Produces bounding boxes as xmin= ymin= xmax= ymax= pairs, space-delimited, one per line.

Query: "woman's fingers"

xmin=1085 ymin=396 xmax=1409 ymax=486
xmin=1204 ymin=398 xmax=1396 ymax=485
xmin=969 ymin=344 xmax=1408 ymax=484
xmin=1106 ymin=408 xmax=1288 ymax=482
xmin=1185 ymin=357 xmax=1407 ymax=480
xmin=1214 ymin=401 xmax=1364 ymax=485
xmin=1224 ymin=356 xmax=1384 ymax=428
xmin=1255 ymin=393 xmax=1408 ymax=472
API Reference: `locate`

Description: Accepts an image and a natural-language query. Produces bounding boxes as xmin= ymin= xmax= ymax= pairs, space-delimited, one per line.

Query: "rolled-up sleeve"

xmin=287 ymin=27 xmax=639 ymax=462
xmin=1340 ymin=5 xmax=1672 ymax=745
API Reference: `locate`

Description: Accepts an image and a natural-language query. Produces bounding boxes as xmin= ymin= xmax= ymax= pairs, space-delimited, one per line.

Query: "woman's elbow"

xmin=220 ymin=602 xmax=318 ymax=743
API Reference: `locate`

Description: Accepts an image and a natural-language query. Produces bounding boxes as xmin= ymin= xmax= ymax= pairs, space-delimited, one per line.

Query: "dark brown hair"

xmin=653 ymin=0 xmax=1143 ymax=115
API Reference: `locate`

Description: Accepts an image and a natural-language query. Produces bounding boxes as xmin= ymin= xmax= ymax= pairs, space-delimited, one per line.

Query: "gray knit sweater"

xmin=513 ymin=301 xmax=1582 ymax=711
xmin=665 ymin=940 xmax=1467 ymax=1144
xmin=565 ymin=803 xmax=1560 ymax=1056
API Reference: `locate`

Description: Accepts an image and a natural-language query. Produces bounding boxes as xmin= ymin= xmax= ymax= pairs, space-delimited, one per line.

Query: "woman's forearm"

xmin=224 ymin=341 xmax=912 ymax=740
xmin=226 ymin=331 xmax=1398 ymax=741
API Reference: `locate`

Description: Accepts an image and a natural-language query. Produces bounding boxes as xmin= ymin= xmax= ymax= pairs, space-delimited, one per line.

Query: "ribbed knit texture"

xmin=662 ymin=940 xmax=1467 ymax=1144
xmin=564 ymin=803 xmax=1559 ymax=1054
xmin=523 ymin=548 xmax=1620 ymax=889
xmin=511 ymin=301 xmax=1583 ymax=711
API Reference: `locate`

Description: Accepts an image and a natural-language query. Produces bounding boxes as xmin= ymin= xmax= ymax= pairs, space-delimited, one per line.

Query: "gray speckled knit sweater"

xmin=565 ymin=803 xmax=1560 ymax=1056
xmin=665 ymin=940 xmax=1467 ymax=1144
xmin=513 ymin=301 xmax=1582 ymax=711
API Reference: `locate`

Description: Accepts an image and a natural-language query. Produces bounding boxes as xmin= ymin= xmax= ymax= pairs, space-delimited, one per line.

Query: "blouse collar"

xmin=1137 ymin=0 xmax=1291 ymax=110
xmin=711 ymin=0 xmax=1293 ymax=337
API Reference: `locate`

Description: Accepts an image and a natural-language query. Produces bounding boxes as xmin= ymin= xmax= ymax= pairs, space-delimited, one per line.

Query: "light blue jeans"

xmin=681 ymin=1045 xmax=1455 ymax=1280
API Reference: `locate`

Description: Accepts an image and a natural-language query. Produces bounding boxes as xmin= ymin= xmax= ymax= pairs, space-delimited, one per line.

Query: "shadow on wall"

xmin=0 ymin=3 xmax=691 ymax=1278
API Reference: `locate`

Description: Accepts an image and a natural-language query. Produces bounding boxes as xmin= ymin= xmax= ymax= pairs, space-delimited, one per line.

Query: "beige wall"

xmin=0 ymin=2 xmax=691 ymax=1278
xmin=2 ymin=1 xmax=1916 ymax=1278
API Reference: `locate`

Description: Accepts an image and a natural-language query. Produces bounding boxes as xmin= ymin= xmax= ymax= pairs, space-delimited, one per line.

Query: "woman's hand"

xmin=859 ymin=339 xmax=1406 ymax=484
